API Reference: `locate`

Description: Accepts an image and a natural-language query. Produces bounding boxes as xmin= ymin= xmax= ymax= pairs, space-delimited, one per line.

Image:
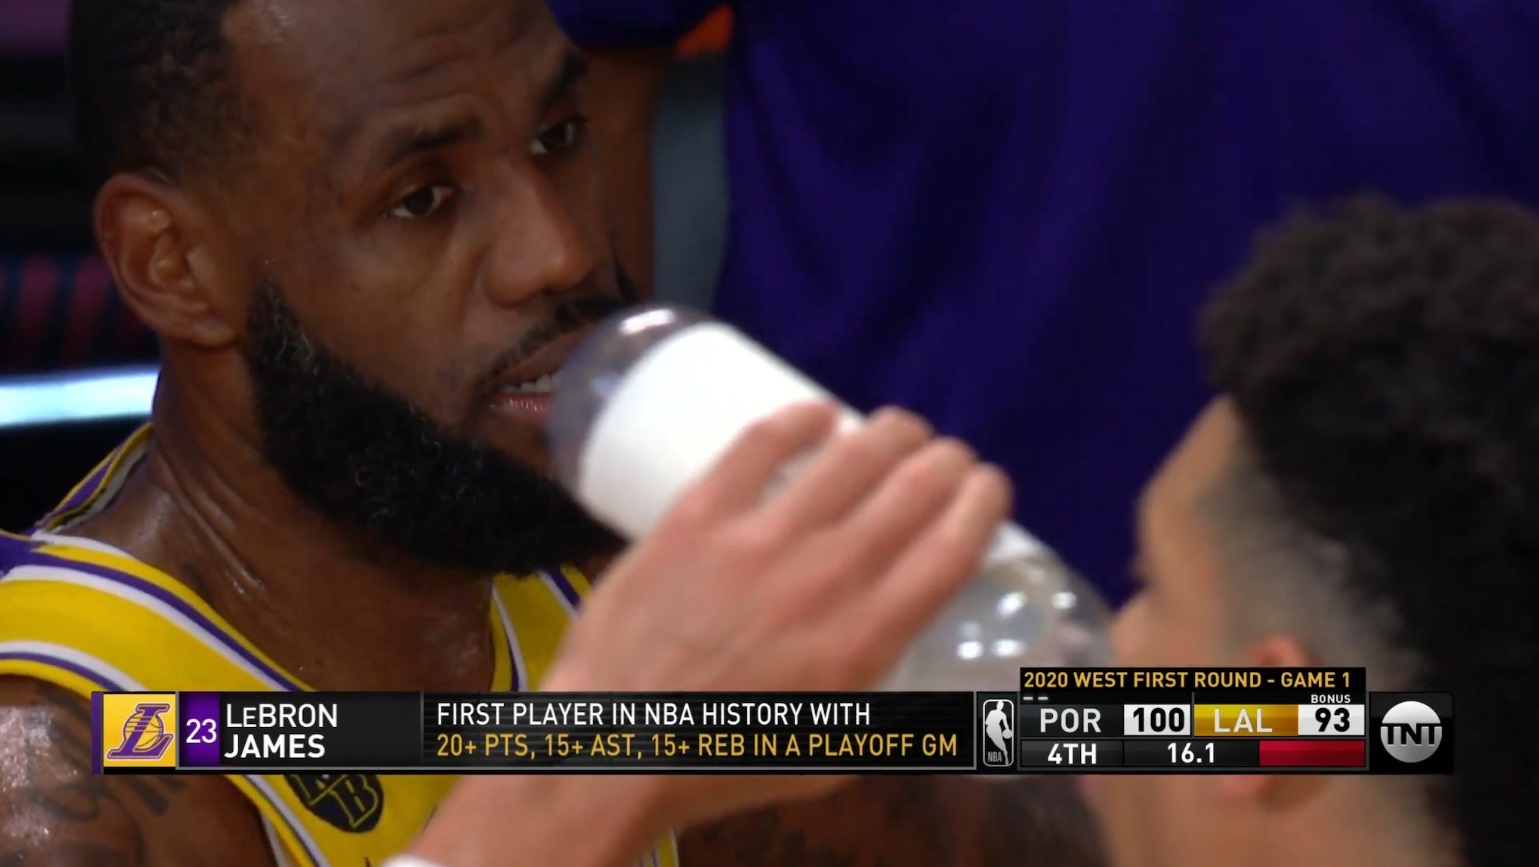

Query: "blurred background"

xmin=0 ymin=3 xmax=731 ymax=531
xmin=8 ymin=2 xmax=1539 ymax=608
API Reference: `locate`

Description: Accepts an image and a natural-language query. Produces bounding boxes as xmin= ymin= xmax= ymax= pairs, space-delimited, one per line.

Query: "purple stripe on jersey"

xmin=37 ymin=453 xmax=118 ymax=527
xmin=21 ymin=550 xmax=304 ymax=692
xmin=32 ymin=427 xmax=151 ymax=533
xmin=543 ymin=568 xmax=583 ymax=610
xmin=0 ymin=651 xmax=122 ymax=691
xmin=0 ymin=531 xmax=33 ymax=573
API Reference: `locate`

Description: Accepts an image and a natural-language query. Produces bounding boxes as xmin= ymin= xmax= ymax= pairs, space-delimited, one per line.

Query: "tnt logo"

xmin=1380 ymin=702 xmax=1442 ymax=763
xmin=1369 ymin=693 xmax=1454 ymax=774
xmin=97 ymin=693 xmax=179 ymax=769
xmin=981 ymin=698 xmax=1015 ymax=769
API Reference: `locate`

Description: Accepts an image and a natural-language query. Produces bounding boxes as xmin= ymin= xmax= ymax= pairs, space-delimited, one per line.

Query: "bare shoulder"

xmin=0 ymin=678 xmax=274 ymax=867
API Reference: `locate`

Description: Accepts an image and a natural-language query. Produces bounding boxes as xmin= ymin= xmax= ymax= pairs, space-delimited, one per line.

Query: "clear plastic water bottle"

xmin=549 ymin=304 xmax=1112 ymax=692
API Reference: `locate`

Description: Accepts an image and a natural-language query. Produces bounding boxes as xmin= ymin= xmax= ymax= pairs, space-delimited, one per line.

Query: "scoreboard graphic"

xmin=1003 ymin=667 xmax=1454 ymax=774
xmin=88 ymin=669 xmax=1454 ymax=775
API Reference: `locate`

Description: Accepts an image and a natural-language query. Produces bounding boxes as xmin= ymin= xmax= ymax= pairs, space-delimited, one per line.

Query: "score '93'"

xmin=1314 ymin=707 xmax=1353 ymax=733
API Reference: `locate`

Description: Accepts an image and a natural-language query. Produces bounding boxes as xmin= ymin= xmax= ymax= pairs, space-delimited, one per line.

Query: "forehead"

xmin=1138 ymin=400 xmax=1242 ymax=586
xmin=226 ymin=0 xmax=564 ymax=139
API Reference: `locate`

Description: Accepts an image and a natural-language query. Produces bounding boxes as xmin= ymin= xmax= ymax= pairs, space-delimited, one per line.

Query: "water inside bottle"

xmin=879 ymin=553 xmax=1111 ymax=692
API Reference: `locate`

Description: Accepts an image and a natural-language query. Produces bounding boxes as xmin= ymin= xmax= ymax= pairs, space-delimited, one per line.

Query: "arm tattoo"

xmin=29 ymin=682 xmax=188 ymax=817
xmin=0 ymin=681 xmax=189 ymax=865
xmin=977 ymin=776 xmax=1105 ymax=867
xmin=684 ymin=812 xmax=866 ymax=867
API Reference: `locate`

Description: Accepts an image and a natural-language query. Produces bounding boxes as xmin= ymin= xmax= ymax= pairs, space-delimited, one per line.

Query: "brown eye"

xmin=530 ymin=117 xmax=588 ymax=157
xmin=388 ymin=184 xmax=456 ymax=220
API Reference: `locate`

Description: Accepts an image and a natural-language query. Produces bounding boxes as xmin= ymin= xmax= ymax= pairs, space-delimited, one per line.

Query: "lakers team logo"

xmin=286 ymin=774 xmax=385 ymax=833
xmin=97 ymin=692 xmax=179 ymax=769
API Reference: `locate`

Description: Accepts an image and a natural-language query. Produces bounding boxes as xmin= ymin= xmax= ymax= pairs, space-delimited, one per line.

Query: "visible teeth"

xmin=512 ymin=371 xmax=557 ymax=393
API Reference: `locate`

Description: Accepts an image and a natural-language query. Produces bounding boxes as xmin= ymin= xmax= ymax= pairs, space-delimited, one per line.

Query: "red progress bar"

xmin=1259 ymin=739 xmax=1366 ymax=768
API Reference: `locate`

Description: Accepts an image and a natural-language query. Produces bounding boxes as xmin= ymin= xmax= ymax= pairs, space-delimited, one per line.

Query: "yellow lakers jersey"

xmin=0 ymin=425 xmax=679 ymax=867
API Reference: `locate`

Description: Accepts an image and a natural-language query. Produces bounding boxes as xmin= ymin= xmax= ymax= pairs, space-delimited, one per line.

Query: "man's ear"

xmin=1212 ymin=635 xmax=1323 ymax=802
xmin=1249 ymin=634 xmax=1314 ymax=669
xmin=94 ymin=173 xmax=242 ymax=348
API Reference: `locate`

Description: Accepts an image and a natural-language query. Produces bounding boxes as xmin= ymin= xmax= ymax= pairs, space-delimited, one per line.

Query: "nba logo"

xmin=981 ymin=699 xmax=1015 ymax=768
xmin=96 ymin=693 xmax=179 ymax=770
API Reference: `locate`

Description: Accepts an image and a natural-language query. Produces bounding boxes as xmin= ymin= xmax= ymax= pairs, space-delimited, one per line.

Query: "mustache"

xmin=479 ymin=290 xmax=632 ymax=392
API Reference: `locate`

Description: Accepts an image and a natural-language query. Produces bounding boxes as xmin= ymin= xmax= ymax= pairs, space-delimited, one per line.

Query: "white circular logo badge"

xmin=1380 ymin=700 xmax=1442 ymax=763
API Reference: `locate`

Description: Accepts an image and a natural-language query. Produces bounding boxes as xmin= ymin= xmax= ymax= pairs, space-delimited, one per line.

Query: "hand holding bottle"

xmin=549 ymin=304 xmax=1112 ymax=691
xmin=405 ymin=401 xmax=1011 ymax=867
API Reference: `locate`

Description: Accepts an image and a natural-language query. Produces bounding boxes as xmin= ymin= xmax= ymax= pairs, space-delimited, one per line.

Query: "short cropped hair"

xmin=68 ymin=0 xmax=248 ymax=181
xmin=1200 ymin=196 xmax=1539 ymax=867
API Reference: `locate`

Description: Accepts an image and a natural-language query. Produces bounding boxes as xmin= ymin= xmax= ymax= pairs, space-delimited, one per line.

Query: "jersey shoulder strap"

xmin=492 ymin=565 xmax=681 ymax=867
xmin=491 ymin=563 xmax=589 ymax=689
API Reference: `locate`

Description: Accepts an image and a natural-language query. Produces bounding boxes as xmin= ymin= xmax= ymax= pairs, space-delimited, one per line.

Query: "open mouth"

xmin=499 ymin=369 xmax=563 ymax=396
xmin=485 ymin=329 xmax=589 ymax=417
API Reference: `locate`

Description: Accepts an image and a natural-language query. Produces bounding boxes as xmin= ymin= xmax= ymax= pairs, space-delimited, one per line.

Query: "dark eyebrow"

xmin=540 ymin=48 xmax=590 ymax=115
xmin=366 ymin=115 xmax=488 ymax=176
xmin=357 ymin=48 xmax=587 ymax=176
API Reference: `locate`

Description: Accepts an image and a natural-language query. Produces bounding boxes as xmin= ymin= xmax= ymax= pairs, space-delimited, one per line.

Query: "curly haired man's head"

xmin=1088 ymin=197 xmax=1538 ymax=867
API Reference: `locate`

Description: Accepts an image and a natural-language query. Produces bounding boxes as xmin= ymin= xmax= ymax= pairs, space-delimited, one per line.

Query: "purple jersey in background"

xmin=0 ymin=0 xmax=69 ymax=55
xmin=550 ymin=0 xmax=1539 ymax=601
xmin=14 ymin=2 xmax=1538 ymax=602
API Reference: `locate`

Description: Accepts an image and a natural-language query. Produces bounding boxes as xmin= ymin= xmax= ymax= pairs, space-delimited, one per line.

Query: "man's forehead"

xmin=1137 ymin=400 xmax=1242 ymax=577
xmin=1158 ymin=401 xmax=1242 ymax=501
xmin=225 ymin=0 xmax=556 ymax=127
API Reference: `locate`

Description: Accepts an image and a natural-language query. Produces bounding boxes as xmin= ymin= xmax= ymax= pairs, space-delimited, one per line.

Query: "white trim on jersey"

xmin=246 ymin=774 xmax=332 ymax=867
xmin=29 ymin=532 xmax=137 ymax=559
xmin=263 ymin=815 xmax=300 ymax=867
xmin=0 ymin=639 xmax=146 ymax=690
xmin=491 ymin=591 xmax=528 ymax=691
xmin=3 ymin=565 xmax=287 ymax=690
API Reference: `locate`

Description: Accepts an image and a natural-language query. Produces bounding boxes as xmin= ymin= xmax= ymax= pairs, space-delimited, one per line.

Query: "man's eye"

xmin=388 ymin=184 xmax=457 ymax=220
xmin=529 ymin=117 xmax=589 ymax=157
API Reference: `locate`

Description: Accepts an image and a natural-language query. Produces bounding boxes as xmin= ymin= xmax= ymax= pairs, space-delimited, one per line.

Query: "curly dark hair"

xmin=68 ymin=0 xmax=249 ymax=181
xmin=1202 ymin=196 xmax=1539 ymax=866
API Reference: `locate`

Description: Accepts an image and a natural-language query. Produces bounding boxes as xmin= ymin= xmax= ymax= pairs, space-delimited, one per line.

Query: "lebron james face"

xmin=209 ymin=0 xmax=630 ymax=573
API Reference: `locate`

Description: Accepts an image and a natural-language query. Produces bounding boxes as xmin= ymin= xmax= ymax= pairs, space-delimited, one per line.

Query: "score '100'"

xmin=1132 ymin=706 xmax=1186 ymax=732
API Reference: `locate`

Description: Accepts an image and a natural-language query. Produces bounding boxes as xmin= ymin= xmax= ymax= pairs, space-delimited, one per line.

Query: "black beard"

xmin=244 ymin=278 xmax=637 ymax=577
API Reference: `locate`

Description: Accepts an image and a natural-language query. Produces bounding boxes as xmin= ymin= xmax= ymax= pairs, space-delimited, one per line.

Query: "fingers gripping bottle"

xmin=548 ymin=304 xmax=1112 ymax=691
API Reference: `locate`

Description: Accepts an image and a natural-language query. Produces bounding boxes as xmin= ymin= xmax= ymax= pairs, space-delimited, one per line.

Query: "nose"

xmin=481 ymin=163 xmax=597 ymax=307
xmin=1107 ymin=600 xmax=1140 ymax=665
